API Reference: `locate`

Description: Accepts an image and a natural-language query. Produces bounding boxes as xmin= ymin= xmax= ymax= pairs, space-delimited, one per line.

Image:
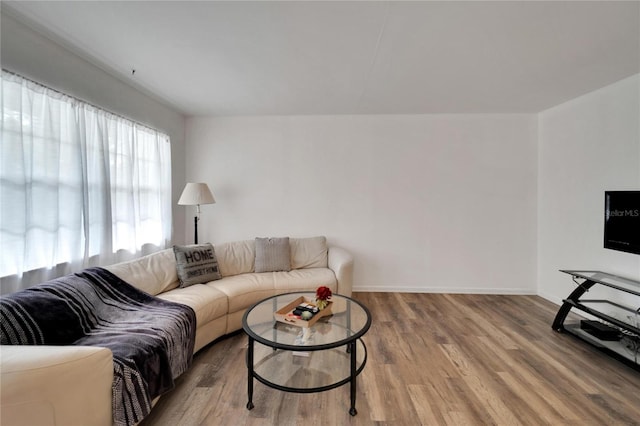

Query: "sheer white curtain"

xmin=0 ymin=71 xmax=172 ymax=294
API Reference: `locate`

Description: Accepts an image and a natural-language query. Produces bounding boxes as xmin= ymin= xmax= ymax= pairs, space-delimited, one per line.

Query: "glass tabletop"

xmin=242 ymin=292 xmax=371 ymax=350
xmin=560 ymin=270 xmax=640 ymax=297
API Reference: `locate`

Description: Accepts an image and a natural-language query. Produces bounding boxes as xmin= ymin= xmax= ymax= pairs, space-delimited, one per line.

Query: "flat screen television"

xmin=604 ymin=191 xmax=640 ymax=255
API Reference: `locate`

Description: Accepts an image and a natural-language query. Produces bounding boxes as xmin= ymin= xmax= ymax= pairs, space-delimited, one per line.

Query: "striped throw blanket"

xmin=0 ymin=267 xmax=196 ymax=426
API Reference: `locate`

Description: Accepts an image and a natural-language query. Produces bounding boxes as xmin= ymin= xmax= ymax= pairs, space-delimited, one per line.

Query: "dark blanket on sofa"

xmin=0 ymin=267 xmax=196 ymax=426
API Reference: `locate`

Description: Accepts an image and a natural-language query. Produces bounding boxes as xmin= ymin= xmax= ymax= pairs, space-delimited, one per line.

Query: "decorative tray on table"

xmin=274 ymin=296 xmax=333 ymax=328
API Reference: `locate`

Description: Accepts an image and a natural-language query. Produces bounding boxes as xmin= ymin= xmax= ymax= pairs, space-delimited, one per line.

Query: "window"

xmin=1 ymin=71 xmax=172 ymax=293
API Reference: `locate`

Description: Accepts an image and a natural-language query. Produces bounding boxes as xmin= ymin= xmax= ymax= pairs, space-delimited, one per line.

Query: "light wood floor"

xmin=140 ymin=293 xmax=640 ymax=425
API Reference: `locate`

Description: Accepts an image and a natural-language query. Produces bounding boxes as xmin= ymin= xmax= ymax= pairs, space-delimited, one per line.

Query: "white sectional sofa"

xmin=0 ymin=236 xmax=353 ymax=426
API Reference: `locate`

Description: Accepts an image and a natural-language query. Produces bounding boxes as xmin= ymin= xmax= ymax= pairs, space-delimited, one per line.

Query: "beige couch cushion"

xmin=104 ymin=249 xmax=178 ymax=296
xmin=290 ymin=236 xmax=328 ymax=269
xmin=208 ymin=273 xmax=274 ymax=313
xmin=272 ymin=268 xmax=337 ymax=293
xmin=215 ymin=240 xmax=255 ymax=277
xmin=1 ymin=346 xmax=113 ymax=426
xmin=156 ymin=284 xmax=228 ymax=327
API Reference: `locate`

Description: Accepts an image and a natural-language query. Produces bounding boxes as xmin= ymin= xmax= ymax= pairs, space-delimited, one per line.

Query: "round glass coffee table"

xmin=242 ymin=292 xmax=371 ymax=416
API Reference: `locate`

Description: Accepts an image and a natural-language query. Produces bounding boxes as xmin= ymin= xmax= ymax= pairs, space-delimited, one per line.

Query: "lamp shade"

xmin=178 ymin=183 xmax=216 ymax=205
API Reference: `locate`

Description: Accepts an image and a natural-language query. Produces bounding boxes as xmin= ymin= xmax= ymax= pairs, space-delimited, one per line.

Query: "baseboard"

xmin=352 ymin=285 xmax=536 ymax=295
xmin=536 ymin=291 xmax=563 ymax=305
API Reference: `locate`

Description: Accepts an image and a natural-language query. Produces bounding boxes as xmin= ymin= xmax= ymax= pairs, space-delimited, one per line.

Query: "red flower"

xmin=316 ymin=286 xmax=332 ymax=301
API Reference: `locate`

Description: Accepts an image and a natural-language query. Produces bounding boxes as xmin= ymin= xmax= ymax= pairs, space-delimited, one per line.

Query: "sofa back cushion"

xmin=215 ymin=239 xmax=255 ymax=277
xmin=214 ymin=236 xmax=328 ymax=277
xmin=104 ymin=249 xmax=179 ymax=295
xmin=290 ymin=236 xmax=328 ymax=269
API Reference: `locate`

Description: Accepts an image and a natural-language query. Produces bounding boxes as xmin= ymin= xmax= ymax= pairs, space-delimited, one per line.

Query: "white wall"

xmin=1 ymin=13 xmax=188 ymax=244
xmin=538 ymin=74 xmax=640 ymax=304
xmin=186 ymin=114 xmax=538 ymax=293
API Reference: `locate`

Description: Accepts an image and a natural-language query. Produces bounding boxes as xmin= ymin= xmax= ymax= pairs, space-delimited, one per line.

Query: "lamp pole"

xmin=194 ymin=204 xmax=201 ymax=244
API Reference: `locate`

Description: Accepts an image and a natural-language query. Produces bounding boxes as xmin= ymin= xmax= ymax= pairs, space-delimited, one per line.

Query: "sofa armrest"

xmin=327 ymin=246 xmax=354 ymax=297
xmin=1 ymin=345 xmax=113 ymax=426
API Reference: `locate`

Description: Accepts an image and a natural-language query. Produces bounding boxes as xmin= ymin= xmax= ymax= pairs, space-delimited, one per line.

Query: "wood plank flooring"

xmin=140 ymin=293 xmax=640 ymax=425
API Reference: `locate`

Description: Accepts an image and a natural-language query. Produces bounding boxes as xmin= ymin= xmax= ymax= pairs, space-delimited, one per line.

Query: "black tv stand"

xmin=552 ymin=270 xmax=640 ymax=370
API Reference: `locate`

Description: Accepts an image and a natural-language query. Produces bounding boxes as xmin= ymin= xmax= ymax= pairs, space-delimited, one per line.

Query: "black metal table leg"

xmin=246 ymin=336 xmax=255 ymax=410
xmin=552 ymin=279 xmax=596 ymax=331
xmin=346 ymin=301 xmax=352 ymax=353
xmin=349 ymin=340 xmax=357 ymax=416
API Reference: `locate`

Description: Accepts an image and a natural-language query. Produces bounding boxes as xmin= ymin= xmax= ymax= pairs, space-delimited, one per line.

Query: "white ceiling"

xmin=3 ymin=1 xmax=639 ymax=116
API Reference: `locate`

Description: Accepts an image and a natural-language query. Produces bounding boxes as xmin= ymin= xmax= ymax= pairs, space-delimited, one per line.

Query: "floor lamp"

xmin=178 ymin=182 xmax=216 ymax=244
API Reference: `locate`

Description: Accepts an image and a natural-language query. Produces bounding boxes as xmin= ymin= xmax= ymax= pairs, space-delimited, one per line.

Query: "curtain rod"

xmin=2 ymin=68 xmax=170 ymax=138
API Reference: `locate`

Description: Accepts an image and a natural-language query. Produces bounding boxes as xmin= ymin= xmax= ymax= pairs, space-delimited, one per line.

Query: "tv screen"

xmin=604 ymin=191 xmax=640 ymax=255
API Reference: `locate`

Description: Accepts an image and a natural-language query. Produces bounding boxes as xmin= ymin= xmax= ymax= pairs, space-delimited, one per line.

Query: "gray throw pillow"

xmin=173 ymin=243 xmax=222 ymax=287
xmin=255 ymin=237 xmax=291 ymax=273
